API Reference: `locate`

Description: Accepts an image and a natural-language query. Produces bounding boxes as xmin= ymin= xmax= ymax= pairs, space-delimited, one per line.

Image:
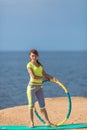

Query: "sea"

xmin=0 ymin=51 xmax=87 ymax=109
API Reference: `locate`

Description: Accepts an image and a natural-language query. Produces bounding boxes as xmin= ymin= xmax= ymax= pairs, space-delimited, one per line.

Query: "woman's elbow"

xmin=30 ymin=74 xmax=35 ymax=79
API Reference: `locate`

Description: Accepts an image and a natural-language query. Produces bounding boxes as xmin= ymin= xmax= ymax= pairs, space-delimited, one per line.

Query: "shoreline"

xmin=0 ymin=97 xmax=87 ymax=129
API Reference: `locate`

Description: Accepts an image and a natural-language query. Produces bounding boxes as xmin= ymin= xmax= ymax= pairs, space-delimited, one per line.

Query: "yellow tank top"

xmin=27 ymin=62 xmax=43 ymax=85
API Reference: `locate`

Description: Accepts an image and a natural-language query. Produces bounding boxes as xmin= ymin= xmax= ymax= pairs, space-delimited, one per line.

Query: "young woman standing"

xmin=27 ymin=49 xmax=58 ymax=127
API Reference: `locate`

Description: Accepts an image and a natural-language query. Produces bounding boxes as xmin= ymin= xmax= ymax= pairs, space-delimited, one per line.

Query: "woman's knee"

xmin=40 ymin=107 xmax=46 ymax=113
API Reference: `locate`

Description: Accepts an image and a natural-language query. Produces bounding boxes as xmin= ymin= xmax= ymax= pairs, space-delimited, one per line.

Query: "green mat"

xmin=0 ymin=124 xmax=87 ymax=130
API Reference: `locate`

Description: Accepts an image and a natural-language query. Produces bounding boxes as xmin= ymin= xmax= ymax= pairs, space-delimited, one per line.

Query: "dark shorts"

xmin=27 ymin=85 xmax=45 ymax=109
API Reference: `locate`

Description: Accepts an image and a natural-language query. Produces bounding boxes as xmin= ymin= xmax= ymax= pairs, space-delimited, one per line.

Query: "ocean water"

xmin=0 ymin=51 xmax=87 ymax=109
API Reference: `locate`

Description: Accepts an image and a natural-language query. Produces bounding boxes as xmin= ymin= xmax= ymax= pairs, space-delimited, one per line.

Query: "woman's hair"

xmin=29 ymin=49 xmax=42 ymax=66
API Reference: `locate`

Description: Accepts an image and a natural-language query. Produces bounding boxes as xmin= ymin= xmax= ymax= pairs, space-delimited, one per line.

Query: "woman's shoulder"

xmin=27 ymin=61 xmax=43 ymax=69
xmin=27 ymin=62 xmax=33 ymax=69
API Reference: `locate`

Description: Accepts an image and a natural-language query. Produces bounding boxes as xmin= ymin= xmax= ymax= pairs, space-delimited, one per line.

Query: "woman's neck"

xmin=31 ymin=60 xmax=39 ymax=66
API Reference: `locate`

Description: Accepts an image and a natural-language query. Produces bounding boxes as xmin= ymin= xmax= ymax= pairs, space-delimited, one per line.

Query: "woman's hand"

xmin=52 ymin=77 xmax=59 ymax=83
xmin=42 ymin=76 xmax=50 ymax=81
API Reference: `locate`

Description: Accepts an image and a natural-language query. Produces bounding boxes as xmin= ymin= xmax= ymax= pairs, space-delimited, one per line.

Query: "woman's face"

xmin=30 ymin=52 xmax=38 ymax=61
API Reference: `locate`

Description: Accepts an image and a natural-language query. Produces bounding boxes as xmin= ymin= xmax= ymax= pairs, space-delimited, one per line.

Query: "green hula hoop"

xmin=34 ymin=80 xmax=72 ymax=126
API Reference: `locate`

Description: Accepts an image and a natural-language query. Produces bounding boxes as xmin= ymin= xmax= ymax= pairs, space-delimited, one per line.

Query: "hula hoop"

xmin=34 ymin=80 xmax=72 ymax=126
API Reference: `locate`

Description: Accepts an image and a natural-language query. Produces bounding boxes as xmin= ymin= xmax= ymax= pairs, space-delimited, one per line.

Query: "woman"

xmin=27 ymin=49 xmax=58 ymax=127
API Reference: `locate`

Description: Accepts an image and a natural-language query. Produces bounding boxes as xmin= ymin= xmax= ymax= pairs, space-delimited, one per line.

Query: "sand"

xmin=0 ymin=97 xmax=87 ymax=130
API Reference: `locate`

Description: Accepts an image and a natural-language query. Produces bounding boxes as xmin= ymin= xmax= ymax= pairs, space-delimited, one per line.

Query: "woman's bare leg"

xmin=29 ymin=108 xmax=34 ymax=127
xmin=40 ymin=108 xmax=51 ymax=125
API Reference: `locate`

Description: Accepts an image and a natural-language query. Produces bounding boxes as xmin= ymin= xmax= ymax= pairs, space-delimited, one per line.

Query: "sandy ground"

xmin=0 ymin=97 xmax=87 ymax=130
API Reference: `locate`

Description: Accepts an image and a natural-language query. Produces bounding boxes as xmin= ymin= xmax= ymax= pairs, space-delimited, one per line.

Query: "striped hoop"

xmin=34 ymin=80 xmax=72 ymax=126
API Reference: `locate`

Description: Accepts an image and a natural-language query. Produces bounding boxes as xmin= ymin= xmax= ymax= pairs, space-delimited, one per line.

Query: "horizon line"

xmin=0 ymin=50 xmax=87 ymax=52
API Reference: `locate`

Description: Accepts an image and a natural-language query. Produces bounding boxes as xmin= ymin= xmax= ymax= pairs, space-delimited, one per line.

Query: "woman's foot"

xmin=30 ymin=122 xmax=34 ymax=128
xmin=45 ymin=122 xmax=50 ymax=126
xmin=45 ymin=121 xmax=52 ymax=126
xmin=45 ymin=121 xmax=55 ymax=127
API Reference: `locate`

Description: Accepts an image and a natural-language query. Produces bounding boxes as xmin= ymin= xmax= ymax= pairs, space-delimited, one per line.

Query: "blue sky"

xmin=0 ymin=0 xmax=87 ymax=51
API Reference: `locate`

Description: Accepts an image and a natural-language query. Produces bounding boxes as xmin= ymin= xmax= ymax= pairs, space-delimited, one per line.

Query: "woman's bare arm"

xmin=43 ymin=69 xmax=59 ymax=82
xmin=28 ymin=68 xmax=42 ymax=80
xmin=43 ymin=69 xmax=53 ymax=80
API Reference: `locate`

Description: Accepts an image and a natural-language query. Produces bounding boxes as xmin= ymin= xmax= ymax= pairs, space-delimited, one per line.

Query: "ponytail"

xmin=37 ymin=60 xmax=42 ymax=66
